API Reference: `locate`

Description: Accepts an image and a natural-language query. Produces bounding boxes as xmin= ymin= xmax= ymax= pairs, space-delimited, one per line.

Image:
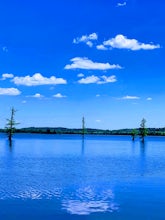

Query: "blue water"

xmin=0 ymin=134 xmax=165 ymax=219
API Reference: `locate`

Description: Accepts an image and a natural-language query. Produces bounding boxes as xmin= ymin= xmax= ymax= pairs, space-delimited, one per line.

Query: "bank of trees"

xmin=2 ymin=108 xmax=165 ymax=142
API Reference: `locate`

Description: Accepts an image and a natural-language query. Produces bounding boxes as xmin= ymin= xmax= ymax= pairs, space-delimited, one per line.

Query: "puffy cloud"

xmin=53 ymin=93 xmax=66 ymax=98
xmin=73 ymin=33 xmax=98 ymax=47
xmin=78 ymin=75 xmax=117 ymax=84
xmin=117 ymin=2 xmax=127 ymax=7
xmin=96 ymin=45 xmax=107 ymax=50
xmin=86 ymin=41 xmax=93 ymax=47
xmin=65 ymin=57 xmax=121 ymax=70
xmin=1 ymin=73 xmax=14 ymax=80
xmin=121 ymin=95 xmax=140 ymax=100
xmin=0 ymin=87 xmax=21 ymax=95
xmin=77 ymin=73 xmax=84 ymax=78
xmin=32 ymin=93 xmax=44 ymax=98
xmin=97 ymin=34 xmax=160 ymax=51
xmin=12 ymin=73 xmax=67 ymax=86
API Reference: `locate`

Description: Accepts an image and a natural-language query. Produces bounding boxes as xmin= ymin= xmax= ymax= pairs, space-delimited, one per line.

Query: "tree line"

xmin=2 ymin=108 xmax=165 ymax=143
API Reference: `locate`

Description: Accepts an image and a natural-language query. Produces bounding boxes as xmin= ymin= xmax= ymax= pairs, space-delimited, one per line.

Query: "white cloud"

xmin=96 ymin=119 xmax=101 ymax=123
xmin=0 ymin=88 xmax=21 ymax=95
xmin=12 ymin=73 xmax=67 ymax=86
xmin=22 ymin=100 xmax=27 ymax=104
xmin=78 ymin=75 xmax=100 ymax=84
xmin=73 ymin=33 xmax=98 ymax=47
xmin=1 ymin=73 xmax=14 ymax=80
xmin=87 ymin=33 xmax=98 ymax=40
xmin=78 ymin=75 xmax=117 ymax=84
xmin=117 ymin=2 xmax=127 ymax=7
xmin=96 ymin=94 xmax=100 ymax=97
xmin=65 ymin=57 xmax=121 ymax=70
xmin=147 ymin=97 xmax=152 ymax=101
xmin=86 ymin=41 xmax=93 ymax=47
xmin=121 ymin=95 xmax=140 ymax=100
xmin=77 ymin=73 xmax=84 ymax=78
xmin=96 ymin=45 xmax=108 ymax=50
xmin=98 ymin=75 xmax=117 ymax=84
xmin=32 ymin=93 xmax=44 ymax=98
xmin=98 ymin=34 xmax=160 ymax=51
xmin=53 ymin=93 xmax=66 ymax=98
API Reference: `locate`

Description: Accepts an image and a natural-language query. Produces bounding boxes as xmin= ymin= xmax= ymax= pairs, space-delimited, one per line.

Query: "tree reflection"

xmin=140 ymin=140 xmax=147 ymax=176
xmin=7 ymin=138 xmax=13 ymax=152
xmin=140 ymin=140 xmax=146 ymax=156
xmin=81 ymin=137 xmax=85 ymax=155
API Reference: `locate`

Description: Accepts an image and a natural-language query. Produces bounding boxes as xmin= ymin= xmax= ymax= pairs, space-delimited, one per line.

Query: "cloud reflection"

xmin=0 ymin=185 xmax=119 ymax=215
xmin=62 ymin=186 xmax=119 ymax=215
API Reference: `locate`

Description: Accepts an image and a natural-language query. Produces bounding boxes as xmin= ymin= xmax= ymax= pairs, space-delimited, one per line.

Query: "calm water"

xmin=0 ymin=134 xmax=165 ymax=219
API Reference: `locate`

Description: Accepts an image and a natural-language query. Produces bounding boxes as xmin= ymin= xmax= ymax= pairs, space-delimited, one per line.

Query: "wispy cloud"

xmin=1 ymin=73 xmax=14 ymax=80
xmin=49 ymin=86 xmax=55 ymax=90
xmin=97 ymin=34 xmax=160 ymax=51
xmin=78 ymin=75 xmax=100 ymax=84
xmin=53 ymin=93 xmax=66 ymax=98
xmin=0 ymin=88 xmax=21 ymax=95
xmin=2 ymin=46 xmax=8 ymax=52
xmin=121 ymin=95 xmax=140 ymax=100
xmin=78 ymin=75 xmax=117 ymax=84
xmin=12 ymin=73 xmax=67 ymax=86
xmin=98 ymin=75 xmax=117 ymax=84
xmin=73 ymin=33 xmax=98 ymax=47
xmin=146 ymin=97 xmax=152 ymax=101
xmin=117 ymin=2 xmax=127 ymax=7
xmin=65 ymin=57 xmax=121 ymax=70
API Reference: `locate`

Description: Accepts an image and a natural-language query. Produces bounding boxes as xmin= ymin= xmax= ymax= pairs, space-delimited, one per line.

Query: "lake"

xmin=0 ymin=133 xmax=165 ymax=219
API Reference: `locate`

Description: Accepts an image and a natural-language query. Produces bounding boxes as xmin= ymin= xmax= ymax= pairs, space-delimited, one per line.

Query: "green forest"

xmin=1 ymin=126 xmax=165 ymax=136
xmin=2 ymin=108 xmax=165 ymax=139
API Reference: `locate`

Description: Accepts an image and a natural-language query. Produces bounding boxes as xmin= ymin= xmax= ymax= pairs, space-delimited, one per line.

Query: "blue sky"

xmin=0 ymin=0 xmax=165 ymax=129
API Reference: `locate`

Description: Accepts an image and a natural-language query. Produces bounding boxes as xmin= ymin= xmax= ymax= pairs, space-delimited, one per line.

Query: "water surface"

xmin=0 ymin=134 xmax=165 ymax=219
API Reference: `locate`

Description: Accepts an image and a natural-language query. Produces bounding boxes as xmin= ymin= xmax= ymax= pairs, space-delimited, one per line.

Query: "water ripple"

xmin=0 ymin=185 xmax=119 ymax=215
xmin=62 ymin=200 xmax=119 ymax=215
xmin=62 ymin=186 xmax=119 ymax=215
xmin=0 ymin=187 xmax=62 ymax=200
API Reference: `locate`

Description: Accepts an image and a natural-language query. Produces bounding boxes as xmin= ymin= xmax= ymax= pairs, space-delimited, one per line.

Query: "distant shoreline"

xmin=1 ymin=127 xmax=165 ymax=136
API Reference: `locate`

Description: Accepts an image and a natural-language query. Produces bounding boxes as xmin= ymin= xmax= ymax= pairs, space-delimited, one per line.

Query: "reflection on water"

xmin=0 ymin=134 xmax=165 ymax=219
xmin=8 ymin=139 xmax=14 ymax=152
xmin=140 ymin=141 xmax=147 ymax=176
xmin=0 ymin=187 xmax=63 ymax=200
xmin=140 ymin=141 xmax=147 ymax=157
xmin=0 ymin=185 xmax=119 ymax=215
xmin=81 ymin=138 xmax=85 ymax=155
xmin=62 ymin=200 xmax=117 ymax=215
xmin=62 ymin=186 xmax=119 ymax=215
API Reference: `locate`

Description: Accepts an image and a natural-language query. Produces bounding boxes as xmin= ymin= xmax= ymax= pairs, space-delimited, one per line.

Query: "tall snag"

xmin=5 ymin=107 xmax=19 ymax=142
xmin=139 ymin=118 xmax=147 ymax=142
